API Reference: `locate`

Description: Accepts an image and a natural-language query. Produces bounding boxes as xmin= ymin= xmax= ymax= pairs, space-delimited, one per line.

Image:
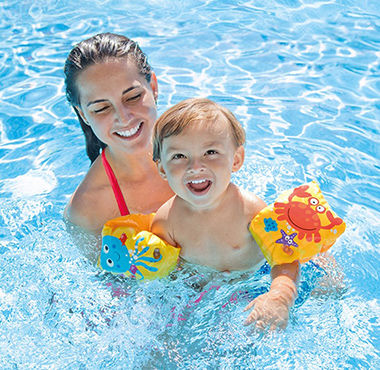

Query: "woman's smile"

xmin=114 ymin=121 xmax=144 ymax=140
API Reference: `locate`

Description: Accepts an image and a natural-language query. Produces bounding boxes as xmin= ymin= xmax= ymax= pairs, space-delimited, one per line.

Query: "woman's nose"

xmin=115 ymin=105 xmax=133 ymax=124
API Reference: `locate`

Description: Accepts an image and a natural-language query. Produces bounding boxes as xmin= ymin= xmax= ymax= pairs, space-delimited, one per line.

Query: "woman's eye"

xmin=126 ymin=93 xmax=142 ymax=102
xmin=93 ymin=106 xmax=110 ymax=114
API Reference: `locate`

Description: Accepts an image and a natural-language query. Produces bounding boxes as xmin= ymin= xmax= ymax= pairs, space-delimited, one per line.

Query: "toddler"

xmin=151 ymin=98 xmax=299 ymax=330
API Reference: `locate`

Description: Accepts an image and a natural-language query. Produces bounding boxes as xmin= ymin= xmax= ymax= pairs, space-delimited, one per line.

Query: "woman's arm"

xmin=64 ymin=217 xmax=102 ymax=264
xmin=64 ymin=180 xmax=113 ymax=264
xmin=64 ymin=189 xmax=105 ymax=235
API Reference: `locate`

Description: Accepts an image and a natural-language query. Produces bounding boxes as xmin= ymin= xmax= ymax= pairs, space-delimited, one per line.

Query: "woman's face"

xmin=75 ymin=57 xmax=158 ymax=154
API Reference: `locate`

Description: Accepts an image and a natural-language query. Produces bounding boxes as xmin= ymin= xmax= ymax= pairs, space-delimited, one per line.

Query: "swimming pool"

xmin=0 ymin=0 xmax=379 ymax=368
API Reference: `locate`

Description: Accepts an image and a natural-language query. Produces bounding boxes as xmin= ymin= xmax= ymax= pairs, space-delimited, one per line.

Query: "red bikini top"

xmin=101 ymin=150 xmax=130 ymax=216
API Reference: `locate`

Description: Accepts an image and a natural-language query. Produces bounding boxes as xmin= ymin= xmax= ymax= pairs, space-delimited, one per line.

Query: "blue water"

xmin=1 ymin=0 xmax=379 ymax=368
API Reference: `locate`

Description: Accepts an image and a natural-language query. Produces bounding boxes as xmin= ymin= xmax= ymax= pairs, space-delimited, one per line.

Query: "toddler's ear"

xmin=157 ymin=161 xmax=167 ymax=180
xmin=232 ymin=145 xmax=245 ymax=172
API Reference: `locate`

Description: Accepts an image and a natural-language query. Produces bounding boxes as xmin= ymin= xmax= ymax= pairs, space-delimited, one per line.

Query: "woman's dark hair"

xmin=64 ymin=33 xmax=153 ymax=163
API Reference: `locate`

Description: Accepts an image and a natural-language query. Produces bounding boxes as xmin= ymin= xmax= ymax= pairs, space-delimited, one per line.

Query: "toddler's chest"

xmin=177 ymin=224 xmax=260 ymax=271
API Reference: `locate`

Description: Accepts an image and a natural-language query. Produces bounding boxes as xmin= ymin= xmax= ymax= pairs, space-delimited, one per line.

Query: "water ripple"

xmin=0 ymin=0 xmax=379 ymax=368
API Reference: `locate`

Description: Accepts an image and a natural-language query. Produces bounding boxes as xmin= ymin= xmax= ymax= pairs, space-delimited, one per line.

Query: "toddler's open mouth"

xmin=186 ymin=179 xmax=212 ymax=195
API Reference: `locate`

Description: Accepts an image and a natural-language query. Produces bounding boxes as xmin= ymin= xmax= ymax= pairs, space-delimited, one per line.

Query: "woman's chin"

xmin=116 ymin=135 xmax=152 ymax=154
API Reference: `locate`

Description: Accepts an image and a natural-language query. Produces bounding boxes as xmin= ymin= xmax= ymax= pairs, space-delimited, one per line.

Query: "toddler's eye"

xmin=206 ymin=150 xmax=218 ymax=155
xmin=172 ymin=153 xmax=185 ymax=160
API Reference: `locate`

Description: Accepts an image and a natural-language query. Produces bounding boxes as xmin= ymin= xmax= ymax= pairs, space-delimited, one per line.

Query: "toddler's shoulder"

xmin=151 ymin=196 xmax=178 ymax=246
xmin=153 ymin=196 xmax=176 ymax=220
xmin=238 ymin=187 xmax=267 ymax=219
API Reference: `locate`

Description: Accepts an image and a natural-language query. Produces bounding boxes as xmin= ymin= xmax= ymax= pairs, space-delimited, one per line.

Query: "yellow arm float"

xmin=249 ymin=181 xmax=346 ymax=267
xmin=97 ymin=214 xmax=180 ymax=280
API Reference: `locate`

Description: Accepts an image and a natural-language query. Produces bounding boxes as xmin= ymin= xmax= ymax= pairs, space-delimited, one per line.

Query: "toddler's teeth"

xmin=189 ymin=179 xmax=207 ymax=184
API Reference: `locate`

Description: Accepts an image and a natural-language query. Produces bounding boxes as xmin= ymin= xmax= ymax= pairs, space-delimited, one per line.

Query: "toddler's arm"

xmin=151 ymin=201 xmax=177 ymax=247
xmin=243 ymin=261 xmax=299 ymax=330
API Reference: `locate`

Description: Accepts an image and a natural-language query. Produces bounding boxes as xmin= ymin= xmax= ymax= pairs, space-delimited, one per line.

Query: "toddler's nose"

xmin=188 ymin=158 xmax=205 ymax=173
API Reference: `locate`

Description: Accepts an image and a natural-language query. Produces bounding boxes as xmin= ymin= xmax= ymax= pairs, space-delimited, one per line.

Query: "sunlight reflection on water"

xmin=0 ymin=0 xmax=379 ymax=368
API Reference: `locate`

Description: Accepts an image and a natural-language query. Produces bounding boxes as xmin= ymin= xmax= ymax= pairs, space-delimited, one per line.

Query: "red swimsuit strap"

xmin=101 ymin=150 xmax=130 ymax=216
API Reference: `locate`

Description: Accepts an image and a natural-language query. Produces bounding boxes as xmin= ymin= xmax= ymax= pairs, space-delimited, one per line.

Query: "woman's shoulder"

xmin=64 ymin=188 xmax=106 ymax=234
xmin=64 ymin=158 xmax=115 ymax=233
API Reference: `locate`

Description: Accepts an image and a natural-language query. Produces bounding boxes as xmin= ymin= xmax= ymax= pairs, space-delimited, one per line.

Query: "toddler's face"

xmin=157 ymin=117 xmax=244 ymax=210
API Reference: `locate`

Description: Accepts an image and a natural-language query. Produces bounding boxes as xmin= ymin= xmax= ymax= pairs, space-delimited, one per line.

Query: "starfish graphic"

xmin=275 ymin=229 xmax=298 ymax=255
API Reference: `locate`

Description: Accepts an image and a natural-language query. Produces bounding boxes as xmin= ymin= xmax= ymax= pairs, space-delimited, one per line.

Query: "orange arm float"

xmin=97 ymin=214 xmax=180 ymax=280
xmin=250 ymin=181 xmax=346 ymax=267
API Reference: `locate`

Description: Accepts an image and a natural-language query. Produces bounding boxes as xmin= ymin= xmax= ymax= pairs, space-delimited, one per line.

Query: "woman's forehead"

xmin=75 ymin=59 xmax=147 ymax=103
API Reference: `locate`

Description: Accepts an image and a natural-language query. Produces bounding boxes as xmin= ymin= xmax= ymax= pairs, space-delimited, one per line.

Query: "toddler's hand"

xmin=243 ymin=290 xmax=290 ymax=331
xmin=243 ymin=261 xmax=299 ymax=331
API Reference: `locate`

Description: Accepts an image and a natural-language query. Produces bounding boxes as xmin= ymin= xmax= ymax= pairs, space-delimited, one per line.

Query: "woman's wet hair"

xmin=64 ymin=33 xmax=152 ymax=163
xmin=152 ymin=98 xmax=246 ymax=162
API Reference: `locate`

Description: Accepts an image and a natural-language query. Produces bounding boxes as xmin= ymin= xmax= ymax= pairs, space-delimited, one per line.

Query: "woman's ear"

xmin=232 ymin=145 xmax=245 ymax=172
xmin=156 ymin=160 xmax=167 ymax=180
xmin=75 ymin=106 xmax=90 ymax=126
xmin=150 ymin=72 xmax=159 ymax=104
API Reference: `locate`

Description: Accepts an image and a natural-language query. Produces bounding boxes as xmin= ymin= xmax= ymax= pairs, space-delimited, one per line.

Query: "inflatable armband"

xmin=98 ymin=214 xmax=180 ymax=280
xmin=250 ymin=181 xmax=346 ymax=267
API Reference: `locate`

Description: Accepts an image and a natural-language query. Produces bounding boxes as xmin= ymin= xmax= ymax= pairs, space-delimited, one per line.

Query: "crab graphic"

xmin=274 ymin=184 xmax=343 ymax=243
xmin=100 ymin=232 xmax=162 ymax=280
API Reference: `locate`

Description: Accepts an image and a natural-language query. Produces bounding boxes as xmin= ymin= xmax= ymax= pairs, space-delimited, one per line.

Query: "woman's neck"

xmin=105 ymin=146 xmax=157 ymax=182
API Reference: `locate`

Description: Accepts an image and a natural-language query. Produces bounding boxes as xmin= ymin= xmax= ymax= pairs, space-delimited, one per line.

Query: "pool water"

xmin=1 ymin=0 xmax=379 ymax=368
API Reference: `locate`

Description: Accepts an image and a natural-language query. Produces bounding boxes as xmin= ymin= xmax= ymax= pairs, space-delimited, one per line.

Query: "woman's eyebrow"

xmin=122 ymin=86 xmax=140 ymax=95
xmin=87 ymin=99 xmax=107 ymax=107
xmin=87 ymin=86 xmax=141 ymax=107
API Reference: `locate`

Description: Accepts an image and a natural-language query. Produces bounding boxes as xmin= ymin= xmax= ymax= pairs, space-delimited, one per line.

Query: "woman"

xmin=64 ymin=33 xmax=174 ymax=260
